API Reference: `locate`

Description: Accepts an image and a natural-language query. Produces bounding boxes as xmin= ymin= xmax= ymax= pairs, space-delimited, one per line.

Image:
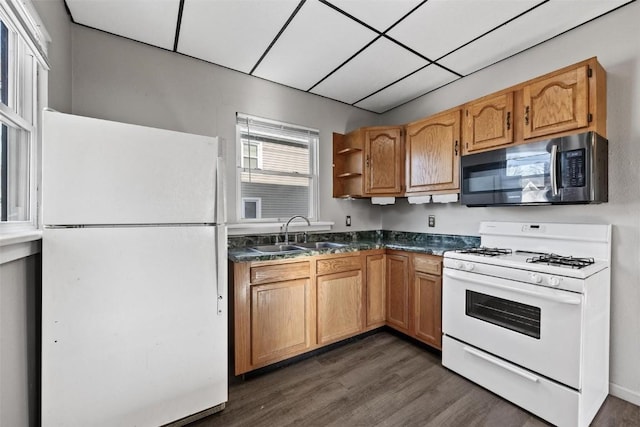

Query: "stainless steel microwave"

xmin=461 ymin=132 xmax=608 ymax=206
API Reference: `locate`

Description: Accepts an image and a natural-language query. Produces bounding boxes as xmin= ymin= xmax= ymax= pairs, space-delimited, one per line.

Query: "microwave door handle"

xmin=551 ymin=144 xmax=559 ymax=196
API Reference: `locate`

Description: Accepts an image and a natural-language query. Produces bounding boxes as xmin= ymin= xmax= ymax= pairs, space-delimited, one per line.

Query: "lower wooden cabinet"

xmin=385 ymin=251 xmax=443 ymax=349
xmin=232 ymin=249 xmax=442 ymax=375
xmin=365 ymin=254 xmax=386 ymax=327
xmin=251 ymin=278 xmax=312 ymax=365
xmin=386 ymin=252 xmax=410 ymax=332
xmin=317 ymin=270 xmax=363 ymax=345
xmin=413 ymin=271 xmax=442 ymax=349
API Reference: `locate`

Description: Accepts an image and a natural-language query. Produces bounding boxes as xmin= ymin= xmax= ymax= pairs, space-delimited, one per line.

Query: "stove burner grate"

xmin=458 ymin=247 xmax=512 ymax=257
xmin=526 ymin=254 xmax=595 ymax=269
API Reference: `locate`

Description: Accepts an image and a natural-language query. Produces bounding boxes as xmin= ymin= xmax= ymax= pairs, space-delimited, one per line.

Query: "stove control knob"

xmin=530 ymin=273 xmax=542 ymax=284
xmin=549 ymin=277 xmax=561 ymax=287
xmin=465 ymin=262 xmax=475 ymax=271
xmin=455 ymin=261 xmax=464 ymax=270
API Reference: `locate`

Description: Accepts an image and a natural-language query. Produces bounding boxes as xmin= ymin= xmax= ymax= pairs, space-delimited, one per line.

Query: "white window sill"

xmin=0 ymin=229 xmax=43 ymax=265
xmin=227 ymin=221 xmax=334 ymax=236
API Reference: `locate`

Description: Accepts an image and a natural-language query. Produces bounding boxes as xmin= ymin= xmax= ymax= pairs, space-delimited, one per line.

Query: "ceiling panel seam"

xmin=306 ymin=35 xmax=381 ymax=92
xmin=451 ymin=0 xmax=637 ymax=81
xmin=351 ymin=63 xmax=433 ymax=106
xmin=381 ymin=0 xmax=429 ymax=34
xmin=319 ymin=0 xmax=381 ymax=34
xmin=249 ymin=0 xmax=307 ymax=75
xmin=434 ymin=0 xmax=549 ymax=70
xmin=172 ymin=0 xmax=185 ymax=52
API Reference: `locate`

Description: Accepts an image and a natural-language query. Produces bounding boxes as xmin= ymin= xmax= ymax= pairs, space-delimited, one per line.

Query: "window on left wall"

xmin=0 ymin=1 xmax=48 ymax=233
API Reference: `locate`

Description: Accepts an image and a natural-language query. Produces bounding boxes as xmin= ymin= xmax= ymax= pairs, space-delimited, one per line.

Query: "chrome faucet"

xmin=283 ymin=215 xmax=310 ymax=245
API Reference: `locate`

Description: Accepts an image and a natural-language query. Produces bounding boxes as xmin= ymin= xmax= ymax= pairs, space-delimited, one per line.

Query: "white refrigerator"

xmin=41 ymin=110 xmax=228 ymax=426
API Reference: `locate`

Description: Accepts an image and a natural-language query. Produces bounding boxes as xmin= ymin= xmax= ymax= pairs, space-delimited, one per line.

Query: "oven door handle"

xmin=443 ymin=270 xmax=582 ymax=305
xmin=463 ymin=346 xmax=540 ymax=383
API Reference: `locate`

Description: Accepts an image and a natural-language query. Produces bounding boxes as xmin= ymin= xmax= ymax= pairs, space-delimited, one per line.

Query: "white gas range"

xmin=442 ymin=221 xmax=611 ymax=427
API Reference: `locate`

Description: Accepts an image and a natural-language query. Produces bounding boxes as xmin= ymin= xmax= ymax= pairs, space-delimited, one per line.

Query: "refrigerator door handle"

xmin=216 ymin=225 xmax=227 ymax=316
xmin=216 ymin=156 xmax=227 ymax=225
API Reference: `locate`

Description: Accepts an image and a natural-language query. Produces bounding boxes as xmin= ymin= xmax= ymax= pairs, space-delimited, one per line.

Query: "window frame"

xmin=0 ymin=0 xmax=49 ymax=238
xmin=235 ymin=113 xmax=319 ymax=224
xmin=241 ymin=197 xmax=262 ymax=220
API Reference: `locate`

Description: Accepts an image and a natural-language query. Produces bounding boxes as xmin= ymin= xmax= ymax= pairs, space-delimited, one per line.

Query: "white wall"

xmin=69 ymin=25 xmax=383 ymax=233
xmin=381 ymin=3 xmax=640 ymax=404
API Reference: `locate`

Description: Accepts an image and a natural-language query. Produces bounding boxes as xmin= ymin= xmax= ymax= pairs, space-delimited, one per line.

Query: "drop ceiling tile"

xmin=178 ymin=0 xmax=300 ymax=74
xmin=439 ymin=0 xmax=631 ymax=75
xmin=253 ymin=1 xmax=378 ymax=91
xmin=66 ymin=0 xmax=180 ymax=50
xmin=355 ymin=64 xmax=459 ymax=113
xmin=387 ymin=0 xmax=540 ymax=60
xmin=311 ymin=37 xmax=428 ymax=105
xmin=327 ymin=0 xmax=423 ymax=32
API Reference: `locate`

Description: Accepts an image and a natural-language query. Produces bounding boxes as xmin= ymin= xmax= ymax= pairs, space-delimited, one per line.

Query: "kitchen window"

xmin=0 ymin=1 xmax=49 ymax=236
xmin=235 ymin=113 xmax=318 ymax=222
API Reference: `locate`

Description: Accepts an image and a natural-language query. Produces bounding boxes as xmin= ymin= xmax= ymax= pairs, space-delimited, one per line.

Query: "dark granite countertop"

xmin=228 ymin=230 xmax=479 ymax=262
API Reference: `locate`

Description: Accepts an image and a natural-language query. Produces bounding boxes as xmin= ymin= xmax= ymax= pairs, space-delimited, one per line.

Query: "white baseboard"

xmin=610 ymin=382 xmax=640 ymax=406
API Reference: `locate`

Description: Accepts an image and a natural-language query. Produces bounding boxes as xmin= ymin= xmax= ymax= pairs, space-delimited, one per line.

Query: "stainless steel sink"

xmin=293 ymin=242 xmax=348 ymax=249
xmin=250 ymin=244 xmax=308 ymax=254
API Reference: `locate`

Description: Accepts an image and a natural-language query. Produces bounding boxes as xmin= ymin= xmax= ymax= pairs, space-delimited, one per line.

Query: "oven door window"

xmin=465 ymin=290 xmax=541 ymax=339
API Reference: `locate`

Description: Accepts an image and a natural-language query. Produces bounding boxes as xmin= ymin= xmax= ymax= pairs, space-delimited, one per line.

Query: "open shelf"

xmin=337 ymin=147 xmax=362 ymax=155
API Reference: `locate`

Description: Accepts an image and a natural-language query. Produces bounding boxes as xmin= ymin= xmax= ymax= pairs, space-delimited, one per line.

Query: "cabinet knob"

xmin=525 ymin=106 xmax=530 ymax=126
xmin=366 ymin=154 xmax=370 ymax=167
xmin=506 ymin=112 xmax=511 ymax=130
xmin=454 ymin=140 xmax=459 ymax=156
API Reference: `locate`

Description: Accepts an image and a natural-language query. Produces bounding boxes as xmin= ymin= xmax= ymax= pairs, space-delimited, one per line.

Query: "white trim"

xmin=241 ymin=197 xmax=261 ymax=219
xmin=227 ymin=221 xmax=334 ymax=236
xmin=1 ymin=0 xmax=49 ymax=69
xmin=0 ymin=229 xmax=40 ymax=264
xmin=609 ymin=382 xmax=640 ymax=406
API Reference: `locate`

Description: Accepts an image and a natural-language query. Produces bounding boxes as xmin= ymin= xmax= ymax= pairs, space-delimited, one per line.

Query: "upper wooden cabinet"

xmin=333 ymin=131 xmax=364 ymax=198
xmin=405 ymin=109 xmax=460 ymax=194
xmin=333 ymin=126 xmax=403 ymax=198
xmin=364 ymin=127 xmax=403 ymax=196
xmin=522 ymin=65 xmax=589 ymax=140
xmin=463 ymin=92 xmax=514 ymax=154
xmin=462 ymin=57 xmax=606 ymax=154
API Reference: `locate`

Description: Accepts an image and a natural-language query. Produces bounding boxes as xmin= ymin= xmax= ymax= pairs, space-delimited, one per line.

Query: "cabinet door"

xmin=523 ymin=65 xmax=589 ymax=139
xmin=364 ymin=127 xmax=403 ymax=195
xmin=414 ymin=272 xmax=442 ymax=349
xmin=463 ymin=92 xmax=514 ymax=154
xmin=317 ymin=270 xmax=363 ymax=345
xmin=405 ymin=110 xmax=460 ymax=193
xmin=366 ymin=254 xmax=386 ymax=327
xmin=386 ymin=254 xmax=410 ymax=332
xmin=251 ymin=278 xmax=312 ymax=366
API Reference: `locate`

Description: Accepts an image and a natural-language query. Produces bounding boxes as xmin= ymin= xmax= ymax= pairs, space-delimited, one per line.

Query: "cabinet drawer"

xmin=250 ymin=261 xmax=310 ymax=285
xmin=317 ymin=255 xmax=362 ymax=275
xmin=413 ymin=254 xmax=441 ymax=275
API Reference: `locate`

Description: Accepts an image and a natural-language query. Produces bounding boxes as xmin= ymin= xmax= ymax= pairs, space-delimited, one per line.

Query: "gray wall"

xmin=33 ymin=0 xmax=72 ymax=113
xmin=0 ymin=256 xmax=40 ymax=427
xmin=381 ymin=3 xmax=640 ymax=404
xmin=70 ymin=24 xmax=383 ymax=232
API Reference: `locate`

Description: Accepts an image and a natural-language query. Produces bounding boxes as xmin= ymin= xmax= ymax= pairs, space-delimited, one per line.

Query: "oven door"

xmin=442 ymin=268 xmax=583 ymax=389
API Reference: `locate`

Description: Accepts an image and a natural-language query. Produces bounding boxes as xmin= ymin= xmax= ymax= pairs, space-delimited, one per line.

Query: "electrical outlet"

xmin=428 ymin=215 xmax=435 ymax=227
xmin=346 ymin=215 xmax=351 ymax=227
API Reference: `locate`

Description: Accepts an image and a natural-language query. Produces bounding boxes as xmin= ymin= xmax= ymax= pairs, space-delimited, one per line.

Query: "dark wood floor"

xmin=189 ymin=332 xmax=640 ymax=427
